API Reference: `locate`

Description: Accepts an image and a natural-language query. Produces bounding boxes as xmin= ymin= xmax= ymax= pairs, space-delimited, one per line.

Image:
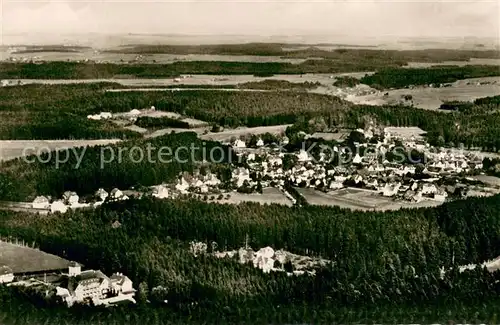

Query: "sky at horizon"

xmin=2 ymin=0 xmax=499 ymax=42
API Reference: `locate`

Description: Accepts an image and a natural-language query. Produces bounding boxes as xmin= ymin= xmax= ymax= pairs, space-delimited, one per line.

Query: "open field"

xmin=2 ymin=50 xmax=312 ymax=65
xmin=145 ymin=124 xmax=290 ymax=141
xmin=115 ymin=110 xmax=210 ymax=128
xmin=223 ymin=188 xmax=293 ymax=206
xmin=296 ymin=187 xmax=444 ymax=211
xmin=106 ymin=88 xmax=271 ymax=93
xmin=471 ymin=175 xmax=500 ymax=187
xmin=0 ymin=241 xmax=70 ymax=274
xmin=4 ymin=72 xmax=371 ymax=87
xmin=348 ymin=76 xmax=500 ymax=110
xmin=405 ymin=58 xmax=500 ymax=68
xmin=0 ymin=139 xmax=121 ymax=162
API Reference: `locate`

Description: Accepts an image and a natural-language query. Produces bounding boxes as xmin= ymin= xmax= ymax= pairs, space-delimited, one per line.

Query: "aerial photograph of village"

xmin=0 ymin=0 xmax=499 ymax=324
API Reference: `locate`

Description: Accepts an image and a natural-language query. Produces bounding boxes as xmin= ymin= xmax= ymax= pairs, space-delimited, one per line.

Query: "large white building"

xmin=55 ymin=262 xmax=136 ymax=307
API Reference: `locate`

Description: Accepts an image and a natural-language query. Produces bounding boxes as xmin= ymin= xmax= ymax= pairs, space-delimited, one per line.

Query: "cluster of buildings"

xmin=189 ymin=241 xmax=330 ymax=276
xmin=32 ymin=188 xmax=130 ymax=213
xmin=3 ymin=262 xmax=136 ymax=307
xmin=213 ymin=126 xmax=496 ymax=205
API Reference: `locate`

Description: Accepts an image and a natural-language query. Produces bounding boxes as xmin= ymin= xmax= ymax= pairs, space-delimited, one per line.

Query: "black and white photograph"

xmin=0 ymin=0 xmax=499 ymax=323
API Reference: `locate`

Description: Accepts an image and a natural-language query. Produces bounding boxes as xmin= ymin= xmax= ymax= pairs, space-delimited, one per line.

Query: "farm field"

xmin=145 ymin=124 xmax=290 ymax=142
xmin=105 ymin=88 xmax=271 ymax=93
xmin=0 ymin=241 xmax=70 ymax=274
xmin=405 ymin=58 xmax=500 ymax=68
xmin=296 ymin=187 xmax=444 ymax=211
xmin=1 ymin=50 xmax=314 ymax=65
xmin=223 ymin=187 xmax=293 ymax=206
xmin=0 ymin=139 xmax=121 ymax=162
xmin=4 ymin=72 xmax=372 ymax=87
xmin=347 ymin=76 xmax=500 ymax=110
xmin=471 ymin=175 xmax=500 ymax=187
xmin=199 ymin=124 xmax=291 ymax=142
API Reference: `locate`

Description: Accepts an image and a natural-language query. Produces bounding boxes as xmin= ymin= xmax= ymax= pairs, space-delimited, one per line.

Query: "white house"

xmin=421 ymin=184 xmax=438 ymax=195
xmin=109 ymin=188 xmax=128 ymax=201
xmin=256 ymin=139 xmax=265 ymax=147
xmin=434 ymin=190 xmax=448 ymax=202
xmin=232 ymin=139 xmax=246 ymax=149
xmin=253 ymin=247 xmax=276 ymax=274
xmin=128 ymin=109 xmax=141 ymax=116
xmin=95 ymin=188 xmax=109 ymax=202
xmin=269 ymin=157 xmax=283 ymax=167
xmin=63 ymin=191 xmax=79 ymax=206
xmin=151 ymin=185 xmax=169 ymax=199
xmin=329 ymin=181 xmax=344 ymax=190
xmin=382 ymin=183 xmax=401 ymax=197
xmin=296 ymin=150 xmax=310 ymax=162
xmin=51 ymin=200 xmax=68 ymax=214
xmin=0 ymin=266 xmax=14 ymax=284
xmin=175 ymin=178 xmax=190 ymax=194
xmin=203 ymin=173 xmax=221 ymax=187
xmin=32 ymin=196 xmax=50 ymax=209
xmin=232 ymin=168 xmax=251 ymax=188
xmin=352 ymin=154 xmax=363 ymax=165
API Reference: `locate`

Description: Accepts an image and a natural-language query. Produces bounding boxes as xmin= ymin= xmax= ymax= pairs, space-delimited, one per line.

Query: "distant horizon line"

xmin=2 ymin=32 xmax=498 ymax=40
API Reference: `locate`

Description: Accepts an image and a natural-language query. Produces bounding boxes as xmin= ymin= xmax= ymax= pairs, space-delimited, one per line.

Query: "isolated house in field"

xmin=51 ymin=200 xmax=68 ymax=214
xmin=0 ymin=266 xmax=14 ymax=284
xmin=32 ymin=196 xmax=50 ymax=209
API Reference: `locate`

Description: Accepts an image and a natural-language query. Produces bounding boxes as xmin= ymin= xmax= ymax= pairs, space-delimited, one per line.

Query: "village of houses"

xmin=25 ymin=121 xmax=500 ymax=214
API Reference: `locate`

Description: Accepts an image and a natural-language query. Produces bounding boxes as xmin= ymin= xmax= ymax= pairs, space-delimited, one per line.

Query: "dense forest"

xmin=106 ymin=43 xmax=500 ymax=62
xmin=135 ymin=116 xmax=191 ymax=129
xmin=333 ymin=76 xmax=361 ymax=88
xmin=0 ymin=83 xmax=350 ymax=139
xmin=0 ymin=61 xmax=391 ymax=79
xmin=1 ymin=194 xmax=500 ymax=323
xmin=2 ymin=61 xmax=500 ymax=80
xmin=360 ymin=65 xmax=500 ymax=89
xmin=0 ymin=83 xmax=138 ymax=140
